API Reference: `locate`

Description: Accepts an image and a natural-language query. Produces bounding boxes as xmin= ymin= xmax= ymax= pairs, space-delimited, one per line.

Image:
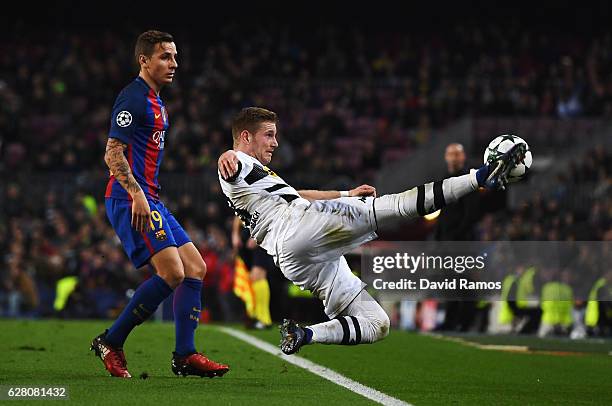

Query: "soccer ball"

xmin=483 ymin=134 xmax=532 ymax=183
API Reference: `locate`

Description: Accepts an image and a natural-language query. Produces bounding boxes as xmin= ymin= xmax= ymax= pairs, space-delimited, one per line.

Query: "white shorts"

xmin=269 ymin=196 xmax=378 ymax=318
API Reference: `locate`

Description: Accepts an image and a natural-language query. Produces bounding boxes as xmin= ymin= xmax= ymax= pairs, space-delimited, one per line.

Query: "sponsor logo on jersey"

xmin=249 ymin=211 xmax=260 ymax=233
xmin=116 ymin=110 xmax=132 ymax=127
xmin=152 ymin=130 xmax=166 ymax=150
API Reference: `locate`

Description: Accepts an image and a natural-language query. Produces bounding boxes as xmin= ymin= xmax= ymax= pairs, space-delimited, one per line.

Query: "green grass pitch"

xmin=1 ymin=319 xmax=611 ymax=405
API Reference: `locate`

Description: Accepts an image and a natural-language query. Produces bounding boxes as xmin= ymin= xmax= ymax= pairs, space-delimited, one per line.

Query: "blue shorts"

xmin=105 ymin=198 xmax=192 ymax=268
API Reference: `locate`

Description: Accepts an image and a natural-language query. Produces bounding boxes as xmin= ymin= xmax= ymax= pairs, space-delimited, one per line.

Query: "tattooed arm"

xmin=105 ymin=139 xmax=142 ymax=195
xmin=105 ymin=138 xmax=151 ymax=232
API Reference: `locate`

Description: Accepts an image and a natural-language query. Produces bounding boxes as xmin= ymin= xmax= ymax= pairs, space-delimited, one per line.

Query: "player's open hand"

xmin=131 ymin=191 xmax=152 ymax=233
xmin=219 ymin=150 xmax=239 ymax=180
xmin=350 ymin=184 xmax=377 ymax=198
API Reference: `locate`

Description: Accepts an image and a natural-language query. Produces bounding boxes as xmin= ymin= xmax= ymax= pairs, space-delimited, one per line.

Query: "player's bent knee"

xmin=192 ymin=261 xmax=206 ymax=280
xmin=377 ymin=313 xmax=391 ymax=341
xmin=161 ymin=267 xmax=185 ymax=288
xmin=151 ymin=247 xmax=185 ymax=288
xmin=199 ymin=261 xmax=207 ymax=279
xmin=178 ymin=243 xmax=207 ymax=280
xmin=156 ymin=261 xmax=185 ymax=288
xmin=183 ymin=256 xmax=206 ymax=280
xmin=369 ymin=309 xmax=390 ymax=342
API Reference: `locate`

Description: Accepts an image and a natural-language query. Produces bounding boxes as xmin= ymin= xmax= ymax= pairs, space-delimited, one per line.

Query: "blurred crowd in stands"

xmin=478 ymin=144 xmax=611 ymax=242
xmin=3 ymin=23 xmax=612 ymax=181
xmin=1 ymin=20 xmax=611 ymax=335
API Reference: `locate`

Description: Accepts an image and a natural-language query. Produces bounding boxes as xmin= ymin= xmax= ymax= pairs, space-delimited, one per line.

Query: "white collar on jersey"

xmin=236 ymin=150 xmax=265 ymax=167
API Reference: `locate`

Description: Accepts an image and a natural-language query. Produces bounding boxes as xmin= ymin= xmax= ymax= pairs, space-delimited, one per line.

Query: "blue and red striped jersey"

xmin=105 ymin=76 xmax=169 ymax=201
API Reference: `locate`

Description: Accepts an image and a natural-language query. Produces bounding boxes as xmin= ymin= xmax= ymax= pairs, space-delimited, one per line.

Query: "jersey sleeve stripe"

xmin=264 ymin=183 xmax=289 ymax=193
xmin=244 ymin=165 xmax=269 ymax=184
xmin=279 ymin=194 xmax=299 ymax=203
xmin=224 ymin=161 xmax=243 ymax=182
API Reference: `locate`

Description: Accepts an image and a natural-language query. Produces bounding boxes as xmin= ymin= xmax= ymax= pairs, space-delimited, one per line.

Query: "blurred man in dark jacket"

xmin=435 ymin=143 xmax=485 ymax=331
xmin=435 ymin=143 xmax=481 ymax=241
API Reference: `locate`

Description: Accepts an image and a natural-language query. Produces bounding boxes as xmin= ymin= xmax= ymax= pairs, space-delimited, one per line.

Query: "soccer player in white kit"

xmin=218 ymin=107 xmax=525 ymax=354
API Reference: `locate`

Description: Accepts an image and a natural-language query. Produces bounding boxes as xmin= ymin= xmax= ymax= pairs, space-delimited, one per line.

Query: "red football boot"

xmin=90 ymin=331 xmax=132 ymax=378
xmin=171 ymin=352 xmax=229 ymax=378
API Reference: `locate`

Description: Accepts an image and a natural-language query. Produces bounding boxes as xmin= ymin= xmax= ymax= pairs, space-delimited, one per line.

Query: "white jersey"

xmin=219 ymin=151 xmax=309 ymax=253
xmin=220 ymin=151 xmax=379 ymax=317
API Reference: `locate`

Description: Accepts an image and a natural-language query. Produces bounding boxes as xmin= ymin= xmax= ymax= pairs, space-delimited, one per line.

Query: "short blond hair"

xmin=231 ymin=107 xmax=278 ymax=145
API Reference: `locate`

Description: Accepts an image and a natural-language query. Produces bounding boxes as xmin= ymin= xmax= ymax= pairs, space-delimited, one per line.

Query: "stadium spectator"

xmin=435 ymin=143 xmax=486 ymax=333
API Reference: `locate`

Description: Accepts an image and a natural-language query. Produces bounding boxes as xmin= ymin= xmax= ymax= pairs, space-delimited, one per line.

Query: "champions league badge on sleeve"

xmin=116 ymin=111 xmax=132 ymax=127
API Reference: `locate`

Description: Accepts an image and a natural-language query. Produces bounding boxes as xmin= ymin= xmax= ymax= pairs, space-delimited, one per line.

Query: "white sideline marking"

xmin=427 ymin=333 xmax=528 ymax=352
xmin=218 ymin=326 xmax=411 ymax=406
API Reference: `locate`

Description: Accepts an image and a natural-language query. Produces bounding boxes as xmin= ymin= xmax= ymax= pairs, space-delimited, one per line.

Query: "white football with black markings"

xmin=484 ymin=134 xmax=532 ymax=182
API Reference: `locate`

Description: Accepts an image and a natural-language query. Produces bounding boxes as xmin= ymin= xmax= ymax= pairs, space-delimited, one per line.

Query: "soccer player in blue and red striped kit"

xmin=90 ymin=30 xmax=229 ymax=378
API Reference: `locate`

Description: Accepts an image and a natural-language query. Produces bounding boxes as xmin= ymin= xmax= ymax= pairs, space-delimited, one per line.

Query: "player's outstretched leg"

xmin=374 ymin=169 xmax=480 ymax=224
xmin=373 ymin=144 xmax=525 ymax=225
xmin=280 ymin=290 xmax=390 ymax=354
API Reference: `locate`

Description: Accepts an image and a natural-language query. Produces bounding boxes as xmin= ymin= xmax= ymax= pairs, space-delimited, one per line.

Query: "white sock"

xmin=308 ymin=317 xmax=364 ymax=345
xmin=308 ymin=291 xmax=390 ymax=345
xmin=374 ymin=171 xmax=478 ymax=226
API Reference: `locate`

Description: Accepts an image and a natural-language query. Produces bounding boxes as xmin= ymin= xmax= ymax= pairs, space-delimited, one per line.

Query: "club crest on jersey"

xmin=152 ymin=130 xmax=166 ymax=150
xmin=155 ymin=229 xmax=168 ymax=241
xmin=116 ymin=111 xmax=132 ymax=127
xmin=263 ymin=166 xmax=278 ymax=177
xmin=161 ymin=106 xmax=168 ymax=123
